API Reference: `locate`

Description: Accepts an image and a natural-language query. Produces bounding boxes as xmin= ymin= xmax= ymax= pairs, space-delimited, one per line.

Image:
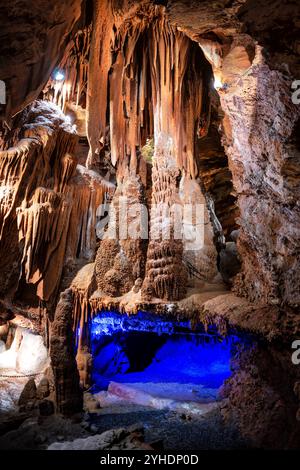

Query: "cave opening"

xmin=89 ymin=312 xmax=244 ymax=411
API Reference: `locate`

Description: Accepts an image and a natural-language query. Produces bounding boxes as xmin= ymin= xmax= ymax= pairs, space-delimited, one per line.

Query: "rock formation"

xmin=0 ymin=0 xmax=83 ymax=121
xmin=50 ymin=289 xmax=82 ymax=415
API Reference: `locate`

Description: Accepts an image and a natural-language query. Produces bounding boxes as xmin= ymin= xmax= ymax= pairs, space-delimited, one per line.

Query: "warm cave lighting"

xmin=213 ymin=76 xmax=223 ymax=90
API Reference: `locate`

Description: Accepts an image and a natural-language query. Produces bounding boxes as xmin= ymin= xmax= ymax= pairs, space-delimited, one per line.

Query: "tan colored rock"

xmin=0 ymin=0 xmax=82 ymax=121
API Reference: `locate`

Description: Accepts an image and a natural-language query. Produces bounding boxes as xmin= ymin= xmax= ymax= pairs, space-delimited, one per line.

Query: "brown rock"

xmin=50 ymin=289 xmax=83 ymax=415
xmin=38 ymin=399 xmax=55 ymax=417
xmin=36 ymin=378 xmax=50 ymax=400
xmin=0 ymin=0 xmax=82 ymax=121
xmin=18 ymin=378 xmax=37 ymax=407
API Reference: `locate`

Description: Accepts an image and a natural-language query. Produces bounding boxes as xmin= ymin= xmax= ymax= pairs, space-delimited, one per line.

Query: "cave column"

xmin=142 ymin=23 xmax=190 ymax=301
xmin=142 ymin=134 xmax=187 ymax=300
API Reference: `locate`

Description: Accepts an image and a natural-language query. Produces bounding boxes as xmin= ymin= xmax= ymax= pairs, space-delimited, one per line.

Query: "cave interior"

xmin=0 ymin=0 xmax=299 ymax=451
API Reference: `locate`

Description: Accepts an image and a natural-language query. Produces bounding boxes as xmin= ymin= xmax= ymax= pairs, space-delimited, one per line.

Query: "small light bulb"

xmin=54 ymin=71 xmax=65 ymax=81
xmin=214 ymin=77 xmax=223 ymax=90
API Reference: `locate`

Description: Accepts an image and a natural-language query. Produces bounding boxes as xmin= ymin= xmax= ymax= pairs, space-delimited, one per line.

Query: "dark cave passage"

xmin=89 ymin=312 xmax=245 ymax=408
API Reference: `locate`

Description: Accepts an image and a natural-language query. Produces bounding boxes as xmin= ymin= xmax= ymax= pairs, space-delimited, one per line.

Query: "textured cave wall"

xmin=0 ymin=0 xmax=299 ymax=420
xmin=237 ymin=0 xmax=300 ymax=78
xmin=0 ymin=2 xmax=105 ymax=415
xmin=0 ymin=0 xmax=83 ymax=121
xmin=0 ymin=101 xmax=77 ymax=303
xmin=221 ymin=342 xmax=300 ymax=449
xmin=164 ymin=0 xmax=300 ymax=307
xmin=219 ymin=50 xmax=300 ymax=307
xmin=0 ymin=100 xmax=110 ymax=413
xmin=0 ymin=1 xmax=298 ymax=310
xmin=95 ymin=172 xmax=147 ymax=297
xmin=196 ymin=95 xmax=239 ymax=241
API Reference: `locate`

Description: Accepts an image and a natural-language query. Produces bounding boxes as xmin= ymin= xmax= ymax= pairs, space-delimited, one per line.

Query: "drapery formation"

xmin=92 ymin=6 xmax=210 ymax=177
xmin=0 ymin=101 xmax=111 ymax=306
xmin=90 ymin=4 xmax=214 ymax=301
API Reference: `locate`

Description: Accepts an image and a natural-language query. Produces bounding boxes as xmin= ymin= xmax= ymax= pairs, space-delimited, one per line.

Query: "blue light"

xmin=54 ymin=71 xmax=65 ymax=81
xmin=91 ymin=311 xmax=191 ymax=336
xmin=90 ymin=311 xmax=250 ymax=395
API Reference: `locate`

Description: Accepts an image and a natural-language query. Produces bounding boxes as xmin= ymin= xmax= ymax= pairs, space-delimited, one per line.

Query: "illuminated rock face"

xmin=0 ymin=101 xmax=77 ymax=302
xmin=219 ymin=57 xmax=300 ymax=306
xmin=0 ymin=0 xmax=299 ymax=424
xmin=0 ymin=0 xmax=82 ymax=120
xmin=90 ymin=7 xmax=219 ymax=300
xmin=0 ymin=1 xmax=298 ymax=310
xmin=87 ymin=0 xmax=300 ymax=308
xmin=95 ymin=173 xmax=147 ymax=298
xmin=0 ymin=101 xmax=110 ymax=307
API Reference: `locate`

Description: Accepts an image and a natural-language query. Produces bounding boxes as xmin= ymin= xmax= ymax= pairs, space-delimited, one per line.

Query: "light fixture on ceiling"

xmin=54 ymin=71 xmax=65 ymax=81
xmin=213 ymin=76 xmax=223 ymax=90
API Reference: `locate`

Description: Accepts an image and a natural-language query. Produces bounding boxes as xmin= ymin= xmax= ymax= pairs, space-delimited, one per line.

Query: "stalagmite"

xmin=91 ymin=4 xmax=217 ymax=301
xmin=95 ymin=172 xmax=147 ymax=297
xmin=50 ymin=289 xmax=82 ymax=414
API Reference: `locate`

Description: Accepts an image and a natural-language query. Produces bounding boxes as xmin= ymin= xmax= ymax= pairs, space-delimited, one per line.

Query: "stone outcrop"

xmin=2 ymin=0 xmax=298 ymax=311
xmin=0 ymin=100 xmax=77 ymax=302
xmin=0 ymin=99 xmax=110 ymax=318
xmin=220 ymin=53 xmax=300 ymax=306
xmin=90 ymin=4 xmax=221 ymax=301
xmin=18 ymin=378 xmax=37 ymax=407
xmin=220 ymin=342 xmax=300 ymax=449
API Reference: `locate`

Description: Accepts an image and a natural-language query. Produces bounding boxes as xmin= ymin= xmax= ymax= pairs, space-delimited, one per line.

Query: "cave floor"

xmin=0 ymin=404 xmax=248 ymax=450
xmin=88 ymin=404 xmax=248 ymax=450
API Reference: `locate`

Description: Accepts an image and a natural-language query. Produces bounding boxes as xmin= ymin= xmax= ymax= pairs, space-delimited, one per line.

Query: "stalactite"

xmin=44 ymin=26 xmax=92 ymax=112
xmin=0 ymin=101 xmax=77 ymax=299
xmin=0 ymin=100 xmax=112 ymax=306
xmin=103 ymin=8 xmax=207 ymax=177
xmin=90 ymin=5 xmax=214 ymax=301
xmin=66 ymin=166 xmax=114 ymax=261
